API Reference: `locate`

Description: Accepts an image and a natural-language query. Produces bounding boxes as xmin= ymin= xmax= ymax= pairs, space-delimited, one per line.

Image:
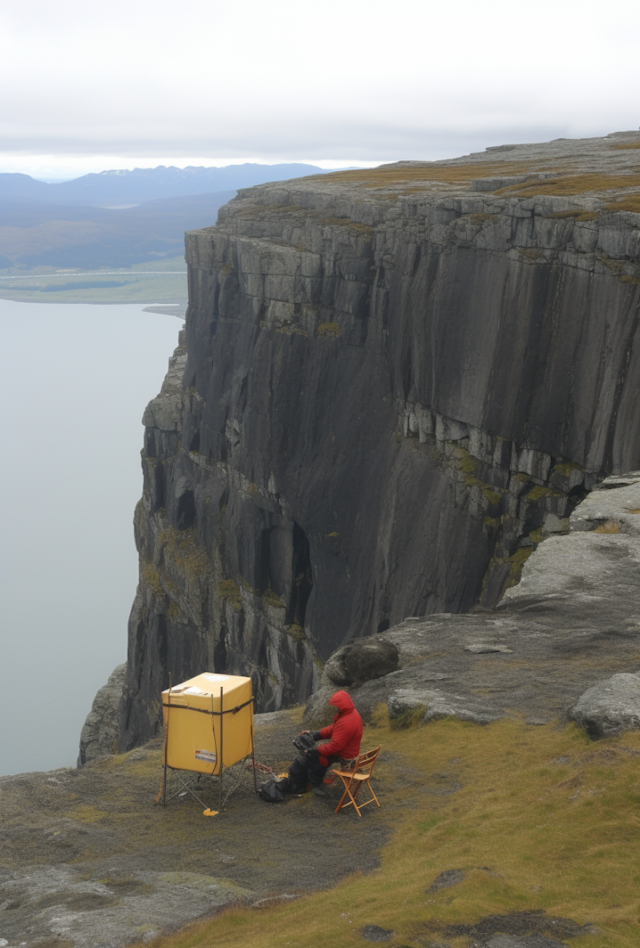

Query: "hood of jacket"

xmin=329 ymin=690 xmax=355 ymax=715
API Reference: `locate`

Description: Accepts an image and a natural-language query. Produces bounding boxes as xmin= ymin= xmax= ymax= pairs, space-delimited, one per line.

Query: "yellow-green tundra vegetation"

xmin=135 ymin=710 xmax=640 ymax=948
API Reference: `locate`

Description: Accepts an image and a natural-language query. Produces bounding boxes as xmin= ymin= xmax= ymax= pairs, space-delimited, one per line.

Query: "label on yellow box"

xmin=195 ymin=749 xmax=217 ymax=763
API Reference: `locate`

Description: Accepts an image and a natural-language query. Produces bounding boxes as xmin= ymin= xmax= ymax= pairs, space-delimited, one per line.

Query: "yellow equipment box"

xmin=162 ymin=673 xmax=254 ymax=775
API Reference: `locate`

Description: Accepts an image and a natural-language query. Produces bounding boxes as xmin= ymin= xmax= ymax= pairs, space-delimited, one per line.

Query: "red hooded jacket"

xmin=317 ymin=691 xmax=363 ymax=764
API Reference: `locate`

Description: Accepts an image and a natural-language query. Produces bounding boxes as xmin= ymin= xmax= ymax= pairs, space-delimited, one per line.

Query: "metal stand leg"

xmin=251 ymin=722 xmax=257 ymax=792
xmin=159 ymin=674 xmax=171 ymax=807
xmin=164 ymin=769 xmax=210 ymax=809
xmin=219 ymin=686 xmax=224 ymax=811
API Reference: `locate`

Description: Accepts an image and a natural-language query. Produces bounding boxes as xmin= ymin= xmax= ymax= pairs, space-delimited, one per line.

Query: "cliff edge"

xmin=120 ymin=131 xmax=640 ymax=749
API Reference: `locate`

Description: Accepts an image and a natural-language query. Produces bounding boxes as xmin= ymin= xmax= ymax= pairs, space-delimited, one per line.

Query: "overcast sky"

xmin=2 ymin=0 xmax=640 ymax=177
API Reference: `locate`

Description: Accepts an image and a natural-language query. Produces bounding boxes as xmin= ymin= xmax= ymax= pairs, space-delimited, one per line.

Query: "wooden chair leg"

xmin=350 ymin=781 xmax=364 ymax=816
xmin=335 ymin=776 xmax=363 ymax=816
xmin=346 ymin=784 xmax=362 ymax=817
xmin=335 ymin=778 xmax=351 ymax=814
xmin=368 ymin=783 xmax=381 ymax=808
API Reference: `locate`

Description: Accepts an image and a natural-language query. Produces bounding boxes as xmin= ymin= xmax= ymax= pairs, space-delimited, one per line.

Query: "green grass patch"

xmin=315 ymin=161 xmax=533 ymax=190
xmin=552 ymin=462 xmax=585 ymax=477
xmin=159 ymin=527 xmax=209 ymax=582
xmin=452 ymin=446 xmax=477 ymax=476
xmin=530 ymin=528 xmax=546 ymax=544
xmin=262 ymin=586 xmax=285 ymax=609
xmin=218 ymin=579 xmax=242 ymax=610
xmin=284 ymin=620 xmax=305 ymax=642
xmin=142 ymin=562 xmax=165 ymax=599
xmin=389 ymin=705 xmax=427 ymax=729
xmin=500 ymin=173 xmax=640 ymax=199
xmin=68 ymin=805 xmax=110 ymax=824
xmin=506 ymin=547 xmax=534 ymax=587
xmin=132 ymin=716 xmax=640 ymax=948
xmin=606 ymin=194 xmax=640 ymax=214
xmin=526 ymin=485 xmax=565 ymax=502
xmin=465 ymin=476 xmax=503 ymax=506
xmin=468 ymin=213 xmax=497 ymax=223
xmin=518 ymin=248 xmax=543 ymax=260
xmin=547 ymin=209 xmax=599 ymax=221
xmin=317 ymin=322 xmax=341 ymax=337
xmin=319 ymin=217 xmax=374 ymax=239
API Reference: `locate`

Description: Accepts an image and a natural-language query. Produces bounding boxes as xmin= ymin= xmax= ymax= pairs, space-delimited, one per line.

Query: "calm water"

xmin=0 ymin=301 xmax=182 ymax=775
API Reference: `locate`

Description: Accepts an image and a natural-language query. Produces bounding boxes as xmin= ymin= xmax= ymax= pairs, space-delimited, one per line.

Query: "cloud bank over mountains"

xmin=3 ymin=0 xmax=640 ymax=165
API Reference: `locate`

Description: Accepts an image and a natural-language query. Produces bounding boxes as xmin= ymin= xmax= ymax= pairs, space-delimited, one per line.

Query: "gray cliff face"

xmin=306 ymin=473 xmax=640 ymax=730
xmin=120 ymin=132 xmax=640 ymax=749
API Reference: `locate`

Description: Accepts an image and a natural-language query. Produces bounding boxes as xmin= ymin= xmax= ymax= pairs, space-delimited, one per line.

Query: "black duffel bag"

xmin=258 ymin=776 xmax=290 ymax=802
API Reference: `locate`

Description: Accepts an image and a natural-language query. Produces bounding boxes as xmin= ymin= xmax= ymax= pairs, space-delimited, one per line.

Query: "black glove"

xmin=292 ymin=731 xmax=315 ymax=753
xmin=311 ymin=731 xmax=322 ymax=741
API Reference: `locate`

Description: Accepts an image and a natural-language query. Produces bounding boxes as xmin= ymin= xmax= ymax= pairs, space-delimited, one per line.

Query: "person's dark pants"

xmin=306 ymin=749 xmax=343 ymax=787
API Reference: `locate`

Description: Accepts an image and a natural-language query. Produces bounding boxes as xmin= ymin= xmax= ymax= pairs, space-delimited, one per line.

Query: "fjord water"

xmin=0 ymin=301 xmax=181 ymax=775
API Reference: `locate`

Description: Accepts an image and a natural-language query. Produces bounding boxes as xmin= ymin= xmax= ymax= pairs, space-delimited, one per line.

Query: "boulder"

xmin=77 ymin=663 xmax=127 ymax=766
xmin=323 ymin=637 xmax=399 ymax=687
xmin=569 ymin=673 xmax=640 ymax=738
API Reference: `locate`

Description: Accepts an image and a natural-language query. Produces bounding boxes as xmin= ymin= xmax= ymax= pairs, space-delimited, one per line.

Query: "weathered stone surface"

xmin=0 ymin=865 xmax=249 ymax=948
xmin=482 ymin=936 xmax=567 ymax=948
xmin=569 ymin=673 xmax=640 ymax=738
xmin=78 ymin=663 xmax=126 ymax=766
xmin=118 ymin=132 xmax=640 ymax=750
xmin=361 ymin=924 xmax=394 ymax=942
xmin=445 ymin=910 xmax=589 ymax=944
xmin=305 ymin=480 xmax=640 ymax=730
xmin=426 ymin=868 xmax=466 ymax=893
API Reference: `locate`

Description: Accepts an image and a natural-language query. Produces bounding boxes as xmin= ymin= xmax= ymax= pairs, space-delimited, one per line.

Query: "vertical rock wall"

xmin=120 ymin=158 xmax=640 ymax=749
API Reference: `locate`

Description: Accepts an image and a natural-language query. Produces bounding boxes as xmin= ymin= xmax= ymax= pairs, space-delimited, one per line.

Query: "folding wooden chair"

xmin=333 ymin=745 xmax=382 ymax=817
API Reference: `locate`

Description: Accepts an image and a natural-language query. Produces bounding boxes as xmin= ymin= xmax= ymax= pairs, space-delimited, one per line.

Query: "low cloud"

xmin=3 ymin=0 xmax=639 ymax=165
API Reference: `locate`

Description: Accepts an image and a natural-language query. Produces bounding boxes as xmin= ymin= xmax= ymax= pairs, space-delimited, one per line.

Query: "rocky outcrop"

xmin=305 ymin=474 xmax=640 ymax=730
xmin=78 ymin=663 xmax=126 ymax=766
xmin=570 ymin=674 xmax=640 ymax=738
xmin=323 ymin=637 xmax=399 ymax=687
xmin=120 ymin=132 xmax=640 ymax=749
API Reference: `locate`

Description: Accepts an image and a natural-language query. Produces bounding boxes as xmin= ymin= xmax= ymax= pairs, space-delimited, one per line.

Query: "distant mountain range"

xmin=0 ymin=163 xmax=333 ymax=269
xmin=0 ymin=163 xmax=326 ymax=207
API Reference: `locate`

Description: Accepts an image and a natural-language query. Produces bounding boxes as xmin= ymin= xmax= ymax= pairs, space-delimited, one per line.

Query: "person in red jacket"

xmin=302 ymin=690 xmax=363 ymax=797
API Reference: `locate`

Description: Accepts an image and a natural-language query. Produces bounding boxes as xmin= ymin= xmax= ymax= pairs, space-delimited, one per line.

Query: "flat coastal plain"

xmin=0 ymin=256 xmax=187 ymax=305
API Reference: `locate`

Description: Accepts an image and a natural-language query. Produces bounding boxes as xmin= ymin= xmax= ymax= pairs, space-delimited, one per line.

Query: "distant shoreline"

xmin=0 ymin=257 xmax=187 ymax=305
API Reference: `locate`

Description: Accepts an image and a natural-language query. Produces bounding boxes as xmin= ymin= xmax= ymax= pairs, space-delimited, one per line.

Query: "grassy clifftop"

xmin=137 ymin=713 xmax=640 ymax=948
xmin=4 ymin=706 xmax=640 ymax=946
